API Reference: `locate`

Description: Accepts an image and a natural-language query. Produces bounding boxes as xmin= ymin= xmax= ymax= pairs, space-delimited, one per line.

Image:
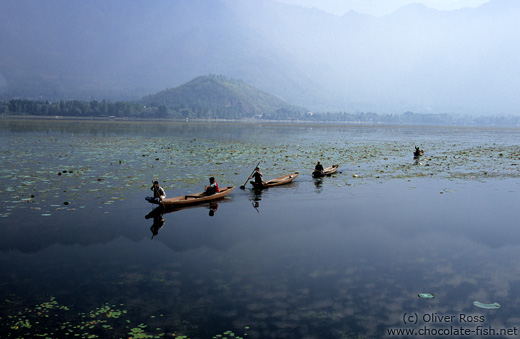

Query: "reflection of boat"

xmin=146 ymin=202 xmax=219 ymax=218
xmin=250 ymin=172 xmax=299 ymax=189
xmin=146 ymin=202 xmax=219 ymax=238
xmin=148 ymin=186 xmax=235 ymax=207
xmin=312 ymin=164 xmax=339 ymax=178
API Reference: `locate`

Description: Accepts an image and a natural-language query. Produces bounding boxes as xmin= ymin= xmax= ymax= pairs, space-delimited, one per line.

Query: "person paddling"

xmin=315 ymin=161 xmax=324 ymax=175
xmin=249 ymin=166 xmax=263 ymax=186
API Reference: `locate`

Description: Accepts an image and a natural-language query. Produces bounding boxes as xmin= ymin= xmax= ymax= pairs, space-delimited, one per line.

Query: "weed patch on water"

xmin=2 ymin=122 xmax=520 ymax=218
xmin=1 ymin=296 xmax=250 ymax=338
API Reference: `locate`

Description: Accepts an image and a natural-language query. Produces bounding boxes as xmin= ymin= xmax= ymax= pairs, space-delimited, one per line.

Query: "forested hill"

xmin=141 ymin=75 xmax=307 ymax=119
xmin=2 ymin=75 xmax=308 ymax=120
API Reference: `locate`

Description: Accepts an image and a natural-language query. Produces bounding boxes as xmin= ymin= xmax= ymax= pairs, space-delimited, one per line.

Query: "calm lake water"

xmin=1 ymin=118 xmax=520 ymax=338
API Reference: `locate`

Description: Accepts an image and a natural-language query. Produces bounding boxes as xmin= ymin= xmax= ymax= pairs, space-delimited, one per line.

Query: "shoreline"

xmin=3 ymin=114 xmax=520 ymax=129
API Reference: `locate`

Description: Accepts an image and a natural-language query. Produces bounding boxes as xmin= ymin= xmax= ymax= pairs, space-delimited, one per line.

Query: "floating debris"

xmin=473 ymin=301 xmax=500 ymax=309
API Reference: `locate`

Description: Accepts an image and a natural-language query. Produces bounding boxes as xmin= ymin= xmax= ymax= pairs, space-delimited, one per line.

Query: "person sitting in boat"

xmin=249 ymin=167 xmax=263 ymax=185
xmin=205 ymin=177 xmax=220 ymax=195
xmin=414 ymin=146 xmax=424 ymax=157
xmin=314 ymin=161 xmax=324 ymax=174
xmin=148 ymin=181 xmax=166 ymax=203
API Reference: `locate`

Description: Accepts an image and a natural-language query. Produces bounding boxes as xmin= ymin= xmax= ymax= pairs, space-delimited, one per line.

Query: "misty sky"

xmin=278 ymin=0 xmax=490 ymax=16
xmin=1 ymin=0 xmax=518 ymax=116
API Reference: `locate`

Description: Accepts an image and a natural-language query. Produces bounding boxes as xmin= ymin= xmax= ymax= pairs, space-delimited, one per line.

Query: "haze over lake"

xmin=1 ymin=119 xmax=519 ymax=338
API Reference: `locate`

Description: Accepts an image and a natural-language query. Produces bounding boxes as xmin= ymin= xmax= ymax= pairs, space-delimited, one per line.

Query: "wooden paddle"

xmin=240 ymin=161 xmax=260 ymax=189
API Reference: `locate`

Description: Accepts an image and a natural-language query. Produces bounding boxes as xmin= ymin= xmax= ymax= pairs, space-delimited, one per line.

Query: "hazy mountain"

xmin=0 ymin=0 xmax=518 ymax=115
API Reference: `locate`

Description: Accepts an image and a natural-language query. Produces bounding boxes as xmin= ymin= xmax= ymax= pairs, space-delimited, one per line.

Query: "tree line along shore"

xmin=3 ymin=98 xmax=520 ymax=127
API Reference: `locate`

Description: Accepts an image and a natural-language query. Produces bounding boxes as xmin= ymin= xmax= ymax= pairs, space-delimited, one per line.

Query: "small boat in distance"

xmin=146 ymin=186 xmax=235 ymax=207
xmin=251 ymin=172 xmax=299 ymax=189
xmin=413 ymin=146 xmax=424 ymax=157
xmin=312 ymin=164 xmax=339 ymax=178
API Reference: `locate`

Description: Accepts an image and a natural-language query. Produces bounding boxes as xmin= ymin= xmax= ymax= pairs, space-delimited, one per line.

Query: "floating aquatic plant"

xmin=473 ymin=301 xmax=500 ymax=309
xmin=2 ymin=296 xmax=246 ymax=338
xmin=2 ymin=120 xmax=520 ymax=218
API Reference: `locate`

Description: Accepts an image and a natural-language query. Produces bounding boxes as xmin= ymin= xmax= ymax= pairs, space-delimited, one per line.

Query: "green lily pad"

xmin=473 ymin=301 xmax=500 ymax=309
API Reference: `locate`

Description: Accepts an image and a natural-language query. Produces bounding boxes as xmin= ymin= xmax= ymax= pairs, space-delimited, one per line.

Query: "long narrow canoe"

xmin=312 ymin=164 xmax=339 ymax=178
xmin=146 ymin=200 xmax=220 ymax=218
xmin=147 ymin=186 xmax=235 ymax=207
xmin=250 ymin=172 xmax=299 ymax=189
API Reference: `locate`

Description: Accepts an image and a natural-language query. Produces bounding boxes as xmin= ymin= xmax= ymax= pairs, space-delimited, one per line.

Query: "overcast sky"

xmin=277 ymin=0 xmax=490 ymax=16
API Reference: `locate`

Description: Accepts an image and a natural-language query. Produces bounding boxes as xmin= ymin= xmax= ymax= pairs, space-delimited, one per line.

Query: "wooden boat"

xmin=250 ymin=172 xmax=299 ymax=189
xmin=312 ymin=164 xmax=339 ymax=178
xmin=147 ymin=186 xmax=235 ymax=207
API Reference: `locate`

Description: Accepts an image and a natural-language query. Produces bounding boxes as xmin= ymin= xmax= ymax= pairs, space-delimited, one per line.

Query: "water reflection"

xmin=313 ymin=177 xmax=324 ymax=191
xmin=145 ymin=202 xmax=220 ymax=238
xmin=3 ymin=121 xmax=520 ymax=338
xmin=208 ymin=202 xmax=218 ymax=216
xmin=249 ymin=189 xmax=263 ymax=212
xmin=146 ymin=208 xmax=166 ymax=239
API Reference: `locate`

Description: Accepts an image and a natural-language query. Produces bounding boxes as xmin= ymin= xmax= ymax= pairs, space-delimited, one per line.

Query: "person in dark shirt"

xmin=249 ymin=166 xmax=263 ymax=185
xmin=315 ymin=161 xmax=324 ymax=173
